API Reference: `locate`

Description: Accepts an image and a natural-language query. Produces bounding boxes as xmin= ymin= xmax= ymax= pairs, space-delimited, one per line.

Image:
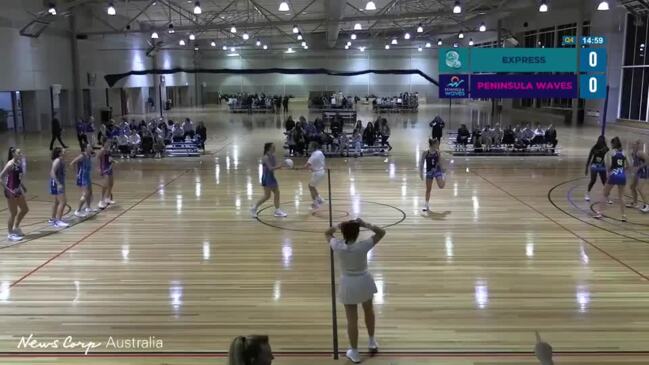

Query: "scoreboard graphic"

xmin=438 ymin=37 xmax=607 ymax=99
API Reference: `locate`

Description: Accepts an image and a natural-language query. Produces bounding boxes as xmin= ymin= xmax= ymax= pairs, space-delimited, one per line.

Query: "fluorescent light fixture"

xmin=351 ymin=33 xmax=357 ymax=40
xmin=286 ymin=47 xmax=295 ymax=53
xmin=539 ymin=0 xmax=548 ymax=12
xmin=346 ymin=41 xmax=352 ymax=46
xmin=242 ymin=32 xmax=249 ymax=40
xmin=189 ymin=33 xmax=196 ymax=40
xmin=479 ymin=22 xmax=486 ymax=32
xmin=292 ymin=25 xmax=299 ymax=33
xmin=359 ymin=46 xmax=365 ymax=52
xmin=179 ymin=39 xmax=186 ymax=46
xmin=365 ymin=1 xmax=376 ymax=11
xmin=151 ymin=31 xmax=159 ymax=39
xmin=345 ymin=45 xmax=350 ymax=49
xmin=230 ymin=47 xmax=235 ymax=52
xmin=301 ymin=41 xmax=307 ymax=47
xmin=597 ymin=1 xmax=609 ymax=10
xmin=417 ymin=23 xmax=423 ymax=33
xmin=391 ymin=38 xmax=398 ymax=45
xmin=304 ymin=45 xmax=309 ymax=49
xmin=385 ymin=44 xmax=390 ymax=49
xmin=453 ymin=0 xmax=461 ymax=14
xmin=297 ymin=33 xmax=303 ymax=40
xmin=458 ymin=32 xmax=464 ymax=39
xmin=354 ymin=23 xmax=362 ymax=30
xmin=425 ymin=42 xmax=432 ymax=48
xmin=107 ymin=2 xmax=116 ymax=15
xmin=210 ymin=41 xmax=216 ymax=47
xmin=404 ymin=32 xmax=411 ymax=40
xmin=263 ymin=44 xmax=268 ymax=49
xmin=222 ymin=45 xmax=228 ymax=50
xmin=230 ymin=25 xmax=237 ymax=33
xmin=279 ymin=1 xmax=290 ymax=11
xmin=193 ymin=1 xmax=202 ymax=14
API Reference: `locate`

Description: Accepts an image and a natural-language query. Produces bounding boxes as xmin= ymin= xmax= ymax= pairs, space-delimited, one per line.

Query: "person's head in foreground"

xmin=228 ymin=335 xmax=273 ymax=365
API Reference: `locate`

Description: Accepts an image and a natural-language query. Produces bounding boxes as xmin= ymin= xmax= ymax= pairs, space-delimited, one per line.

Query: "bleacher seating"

xmin=446 ymin=132 xmax=559 ymax=156
xmin=166 ymin=141 xmax=201 ymax=157
xmin=322 ymin=111 xmax=357 ymax=124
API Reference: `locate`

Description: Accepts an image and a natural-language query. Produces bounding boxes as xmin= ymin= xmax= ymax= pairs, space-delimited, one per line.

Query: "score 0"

xmin=579 ymin=48 xmax=607 ymax=73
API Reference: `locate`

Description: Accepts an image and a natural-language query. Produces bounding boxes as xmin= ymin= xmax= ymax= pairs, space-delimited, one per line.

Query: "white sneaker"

xmin=641 ymin=205 xmax=649 ymax=213
xmin=55 ymin=220 xmax=70 ymax=228
xmin=422 ymin=204 xmax=430 ymax=212
xmin=316 ymin=196 xmax=324 ymax=204
xmin=345 ymin=349 xmax=361 ymax=364
xmin=273 ymin=209 xmax=288 ymax=217
xmin=311 ymin=202 xmax=320 ymax=210
xmin=48 ymin=218 xmax=56 ymax=226
xmin=584 ymin=193 xmax=590 ymax=201
xmin=108 ymin=199 xmax=115 ymax=204
xmin=608 ymin=200 xmax=613 ymax=204
xmin=368 ymin=337 xmax=379 ymax=352
xmin=250 ymin=207 xmax=258 ymax=218
xmin=13 ymin=228 xmax=24 ymax=237
xmin=98 ymin=201 xmax=107 ymax=209
xmin=74 ymin=210 xmax=87 ymax=218
xmin=593 ymin=212 xmax=603 ymax=219
xmin=85 ymin=207 xmax=98 ymax=213
xmin=8 ymin=233 xmax=23 ymax=242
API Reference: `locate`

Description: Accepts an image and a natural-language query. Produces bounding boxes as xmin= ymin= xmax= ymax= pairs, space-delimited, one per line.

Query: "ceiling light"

xmin=179 ymin=39 xmax=186 ymax=46
xmin=222 ymin=45 xmax=228 ymax=50
xmin=391 ymin=38 xmax=398 ymax=45
xmin=437 ymin=38 xmax=443 ymax=46
xmin=263 ymin=44 xmax=268 ymax=50
xmin=279 ymin=1 xmax=290 ymax=11
xmin=211 ymin=41 xmax=216 ymax=47
xmin=48 ymin=3 xmax=57 ymax=15
xmin=301 ymin=41 xmax=307 ymax=47
xmin=365 ymin=1 xmax=377 ymax=11
xmin=469 ymin=38 xmax=474 ymax=46
xmin=346 ymin=41 xmax=352 ymax=46
xmin=256 ymin=39 xmax=261 ymax=46
xmin=404 ymin=32 xmax=411 ymax=40
xmin=354 ymin=23 xmax=362 ymax=30
xmin=297 ymin=33 xmax=303 ymax=40
xmin=479 ymin=22 xmax=487 ymax=32
xmin=230 ymin=25 xmax=237 ymax=33
xmin=107 ymin=2 xmax=116 ymax=15
xmin=292 ymin=25 xmax=299 ymax=33
xmin=243 ymin=32 xmax=249 ymax=40
xmin=458 ymin=32 xmax=464 ymax=39
xmin=453 ymin=43 xmax=458 ymax=48
xmin=345 ymin=45 xmax=350 ymax=50
xmin=227 ymin=53 xmax=239 ymax=57
xmin=304 ymin=45 xmax=309 ymax=49
xmin=351 ymin=33 xmax=357 ymax=40
xmin=359 ymin=46 xmax=365 ymax=52
xmin=230 ymin=47 xmax=236 ymax=52
xmin=597 ymin=1 xmax=609 ymax=10
xmin=418 ymin=46 xmax=422 ymax=52
xmin=453 ymin=0 xmax=462 ymax=14
xmin=189 ymin=33 xmax=196 ymax=40
xmin=385 ymin=44 xmax=390 ymax=49
xmin=168 ymin=23 xmax=175 ymax=33
xmin=425 ymin=42 xmax=431 ymax=48
xmin=286 ymin=47 xmax=295 ymax=53
xmin=194 ymin=47 xmax=199 ymax=51
xmin=417 ymin=23 xmax=423 ymax=33
xmin=193 ymin=1 xmax=202 ymax=14
xmin=151 ymin=31 xmax=159 ymax=39
xmin=539 ymin=0 xmax=548 ymax=12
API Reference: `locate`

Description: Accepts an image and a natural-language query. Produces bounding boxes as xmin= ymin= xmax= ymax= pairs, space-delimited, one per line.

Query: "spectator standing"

xmin=430 ymin=115 xmax=445 ymax=142
xmin=50 ymin=113 xmax=68 ymax=150
xmin=282 ymin=95 xmax=289 ymax=113
xmin=196 ymin=122 xmax=207 ymax=152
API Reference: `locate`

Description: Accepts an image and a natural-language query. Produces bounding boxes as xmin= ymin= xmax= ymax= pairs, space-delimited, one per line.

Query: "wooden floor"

xmin=1 ymin=102 xmax=649 ymax=364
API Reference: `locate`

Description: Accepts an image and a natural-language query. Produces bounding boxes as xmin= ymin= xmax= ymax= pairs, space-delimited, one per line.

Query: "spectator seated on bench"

xmin=172 ymin=122 xmax=184 ymax=142
xmin=456 ymin=124 xmax=471 ymax=149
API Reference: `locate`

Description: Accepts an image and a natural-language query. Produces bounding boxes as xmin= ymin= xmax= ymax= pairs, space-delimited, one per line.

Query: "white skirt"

xmin=338 ymin=272 xmax=377 ymax=305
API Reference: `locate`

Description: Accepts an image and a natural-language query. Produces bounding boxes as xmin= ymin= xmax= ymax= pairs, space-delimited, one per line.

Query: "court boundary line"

xmin=9 ymin=169 xmax=191 ymax=288
xmin=473 ymin=171 xmax=649 ymax=282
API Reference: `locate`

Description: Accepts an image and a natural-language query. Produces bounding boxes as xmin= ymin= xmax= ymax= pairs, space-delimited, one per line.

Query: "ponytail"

xmin=228 ymin=335 xmax=270 ymax=365
xmin=7 ymin=147 xmax=15 ymax=161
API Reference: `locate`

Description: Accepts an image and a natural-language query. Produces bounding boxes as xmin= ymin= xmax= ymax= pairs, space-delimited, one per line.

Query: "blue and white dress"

xmin=608 ymin=150 xmax=627 ymax=186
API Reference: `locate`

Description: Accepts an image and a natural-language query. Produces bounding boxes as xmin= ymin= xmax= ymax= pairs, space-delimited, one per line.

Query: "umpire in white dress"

xmin=325 ymin=218 xmax=386 ymax=364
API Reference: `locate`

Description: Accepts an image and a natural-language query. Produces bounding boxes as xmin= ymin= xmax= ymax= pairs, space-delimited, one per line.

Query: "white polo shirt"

xmin=308 ymin=150 xmax=326 ymax=172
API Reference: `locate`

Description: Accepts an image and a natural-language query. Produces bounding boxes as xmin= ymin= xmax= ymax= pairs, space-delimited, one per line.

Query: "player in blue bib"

xmin=49 ymin=147 xmax=69 ymax=228
xmin=420 ymin=138 xmax=446 ymax=212
xmin=627 ymin=140 xmax=649 ymax=212
xmin=595 ymin=137 xmax=628 ymax=221
xmin=70 ymin=143 xmax=97 ymax=217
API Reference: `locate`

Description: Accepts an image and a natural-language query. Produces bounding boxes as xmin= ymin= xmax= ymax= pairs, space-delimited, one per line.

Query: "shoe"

xmin=311 ymin=202 xmax=320 ymax=210
xmin=74 ymin=210 xmax=87 ymax=218
xmin=85 ymin=207 xmax=98 ymax=213
xmin=368 ymin=337 xmax=379 ymax=353
xmin=273 ymin=209 xmax=288 ymax=217
xmin=584 ymin=194 xmax=590 ymax=202
xmin=250 ymin=207 xmax=258 ymax=218
xmin=316 ymin=196 xmax=325 ymax=204
xmin=345 ymin=349 xmax=361 ymax=364
xmin=422 ymin=204 xmax=430 ymax=212
xmin=54 ymin=220 xmax=70 ymax=228
xmin=622 ymin=215 xmax=628 ymax=222
xmin=608 ymin=200 xmax=613 ymax=205
xmin=98 ymin=201 xmax=107 ymax=209
xmin=625 ymin=202 xmax=637 ymax=208
xmin=108 ymin=199 xmax=115 ymax=204
xmin=48 ymin=218 xmax=56 ymax=226
xmin=641 ymin=205 xmax=649 ymax=213
xmin=13 ymin=228 xmax=24 ymax=237
xmin=8 ymin=233 xmax=23 ymax=242
xmin=593 ymin=212 xmax=603 ymax=219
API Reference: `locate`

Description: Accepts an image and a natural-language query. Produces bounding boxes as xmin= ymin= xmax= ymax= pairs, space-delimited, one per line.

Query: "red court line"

xmin=9 ymin=169 xmax=190 ymax=289
xmin=473 ymin=171 xmax=649 ymax=282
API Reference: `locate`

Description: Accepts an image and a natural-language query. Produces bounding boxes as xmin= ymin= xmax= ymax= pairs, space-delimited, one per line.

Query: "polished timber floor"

xmin=1 ymin=102 xmax=649 ymax=365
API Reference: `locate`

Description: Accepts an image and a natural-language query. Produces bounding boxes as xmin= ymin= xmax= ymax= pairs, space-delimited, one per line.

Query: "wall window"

xmin=620 ymin=14 xmax=649 ymax=121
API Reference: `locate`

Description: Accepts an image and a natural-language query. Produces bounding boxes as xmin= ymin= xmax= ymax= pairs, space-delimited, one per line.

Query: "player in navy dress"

xmin=70 ymin=143 xmax=97 ymax=217
xmin=595 ymin=137 xmax=628 ymax=221
xmin=49 ymin=147 xmax=69 ymax=228
xmin=420 ymin=138 xmax=446 ymax=212
xmin=98 ymin=142 xmax=115 ymax=209
xmin=584 ymin=136 xmax=609 ymax=202
xmin=250 ymin=142 xmax=287 ymax=218
xmin=0 ymin=147 xmax=29 ymax=241
xmin=627 ymin=140 xmax=649 ymax=212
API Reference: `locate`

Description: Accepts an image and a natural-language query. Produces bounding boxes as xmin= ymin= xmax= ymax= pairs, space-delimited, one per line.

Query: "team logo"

xmin=439 ymin=74 xmax=469 ymax=98
xmin=447 ymin=76 xmax=465 ymax=88
xmin=445 ymin=50 xmax=462 ymax=69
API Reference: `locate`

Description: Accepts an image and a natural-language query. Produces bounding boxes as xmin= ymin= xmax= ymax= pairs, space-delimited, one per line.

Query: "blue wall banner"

xmin=471 ymin=74 xmax=578 ymax=98
xmin=438 ymin=48 xmax=471 ymax=74
xmin=579 ymin=48 xmax=607 ymax=73
xmin=470 ymin=48 xmax=577 ymax=72
xmin=439 ymin=74 xmax=470 ymax=98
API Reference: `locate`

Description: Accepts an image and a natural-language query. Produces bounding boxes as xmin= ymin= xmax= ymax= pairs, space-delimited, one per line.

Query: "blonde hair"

xmin=228 ymin=335 xmax=269 ymax=365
